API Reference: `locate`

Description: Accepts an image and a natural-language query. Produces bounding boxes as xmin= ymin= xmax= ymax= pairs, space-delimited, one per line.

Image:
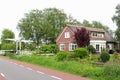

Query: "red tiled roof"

xmin=67 ymin=24 xmax=105 ymax=32
xmin=66 ymin=24 xmax=115 ymax=42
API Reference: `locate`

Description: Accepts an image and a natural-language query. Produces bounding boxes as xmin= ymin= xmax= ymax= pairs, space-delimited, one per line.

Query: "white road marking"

xmin=51 ymin=76 xmax=62 ymax=80
xmin=0 ymin=73 xmax=5 ymax=78
xmin=36 ymin=71 xmax=45 ymax=74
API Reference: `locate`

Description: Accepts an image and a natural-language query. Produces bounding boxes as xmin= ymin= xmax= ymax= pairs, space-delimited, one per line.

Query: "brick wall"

xmin=56 ymin=27 xmax=75 ymax=52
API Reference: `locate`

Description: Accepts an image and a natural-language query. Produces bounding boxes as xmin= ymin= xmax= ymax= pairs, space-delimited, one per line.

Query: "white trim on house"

xmin=90 ymin=40 xmax=106 ymax=53
xmin=56 ymin=27 xmax=74 ymax=42
xmin=56 ymin=27 xmax=67 ymax=42
xmin=60 ymin=44 xmax=65 ymax=51
xmin=91 ymin=32 xmax=104 ymax=38
xmin=69 ymin=43 xmax=77 ymax=51
xmin=107 ymin=43 xmax=114 ymax=50
xmin=65 ymin=32 xmax=70 ymax=38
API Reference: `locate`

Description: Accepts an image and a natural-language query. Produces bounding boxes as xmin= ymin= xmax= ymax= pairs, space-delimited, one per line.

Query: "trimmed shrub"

xmin=29 ymin=43 xmax=36 ymax=51
xmin=1 ymin=43 xmax=16 ymax=56
xmin=40 ymin=45 xmax=50 ymax=54
xmin=66 ymin=52 xmax=75 ymax=61
xmin=1 ymin=43 xmax=16 ymax=50
xmin=40 ymin=44 xmax=58 ymax=54
xmin=87 ymin=45 xmax=96 ymax=54
xmin=49 ymin=44 xmax=59 ymax=54
xmin=56 ymin=52 xmax=68 ymax=61
xmin=74 ymin=48 xmax=88 ymax=59
xmin=100 ymin=51 xmax=110 ymax=63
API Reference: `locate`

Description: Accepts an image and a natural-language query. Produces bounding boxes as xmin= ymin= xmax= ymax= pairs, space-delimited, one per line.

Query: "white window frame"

xmin=65 ymin=32 xmax=70 ymax=38
xmin=96 ymin=44 xmax=99 ymax=51
xmin=69 ymin=43 xmax=77 ymax=51
xmin=91 ymin=32 xmax=104 ymax=37
xmin=60 ymin=44 xmax=65 ymax=51
xmin=97 ymin=32 xmax=103 ymax=37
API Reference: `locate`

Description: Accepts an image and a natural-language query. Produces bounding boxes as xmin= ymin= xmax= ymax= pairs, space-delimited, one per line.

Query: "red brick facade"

xmin=56 ymin=27 xmax=75 ymax=52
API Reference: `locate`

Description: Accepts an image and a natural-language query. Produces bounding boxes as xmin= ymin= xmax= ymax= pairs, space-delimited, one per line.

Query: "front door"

xmin=96 ymin=44 xmax=99 ymax=52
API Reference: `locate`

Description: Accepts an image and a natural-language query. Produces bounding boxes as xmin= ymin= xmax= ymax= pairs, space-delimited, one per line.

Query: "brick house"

xmin=56 ymin=25 xmax=116 ymax=53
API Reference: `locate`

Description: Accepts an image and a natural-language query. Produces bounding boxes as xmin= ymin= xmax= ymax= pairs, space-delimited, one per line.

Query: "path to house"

xmin=0 ymin=56 xmax=91 ymax=80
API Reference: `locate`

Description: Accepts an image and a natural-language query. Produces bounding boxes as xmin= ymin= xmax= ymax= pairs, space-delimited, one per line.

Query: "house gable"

xmin=56 ymin=26 xmax=76 ymax=52
xmin=56 ymin=26 xmax=75 ymax=43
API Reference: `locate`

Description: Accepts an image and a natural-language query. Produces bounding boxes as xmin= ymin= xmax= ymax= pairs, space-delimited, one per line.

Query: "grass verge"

xmin=8 ymin=54 xmax=104 ymax=80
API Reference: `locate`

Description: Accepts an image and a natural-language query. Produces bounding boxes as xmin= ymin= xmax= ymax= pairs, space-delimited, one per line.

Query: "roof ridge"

xmin=67 ymin=24 xmax=105 ymax=31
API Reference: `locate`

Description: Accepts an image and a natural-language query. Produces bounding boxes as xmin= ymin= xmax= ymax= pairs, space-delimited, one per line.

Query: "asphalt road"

xmin=0 ymin=59 xmax=61 ymax=80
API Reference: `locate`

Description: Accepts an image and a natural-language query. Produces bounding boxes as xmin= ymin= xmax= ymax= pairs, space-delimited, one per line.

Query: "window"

xmin=91 ymin=32 xmax=104 ymax=37
xmin=69 ymin=43 xmax=77 ymax=51
xmin=60 ymin=44 xmax=65 ymax=51
xmin=96 ymin=44 xmax=99 ymax=51
xmin=97 ymin=33 xmax=103 ymax=37
xmin=93 ymin=32 xmax=97 ymax=36
xmin=65 ymin=32 xmax=70 ymax=38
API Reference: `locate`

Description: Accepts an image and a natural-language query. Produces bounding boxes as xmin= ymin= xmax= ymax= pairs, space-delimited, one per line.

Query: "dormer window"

xmin=91 ymin=32 xmax=104 ymax=37
xmin=93 ymin=32 xmax=97 ymax=36
xmin=65 ymin=32 xmax=70 ymax=38
xmin=97 ymin=32 xmax=103 ymax=37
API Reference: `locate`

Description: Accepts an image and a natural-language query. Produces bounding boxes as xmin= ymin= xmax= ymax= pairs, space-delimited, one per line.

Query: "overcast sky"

xmin=0 ymin=0 xmax=120 ymax=38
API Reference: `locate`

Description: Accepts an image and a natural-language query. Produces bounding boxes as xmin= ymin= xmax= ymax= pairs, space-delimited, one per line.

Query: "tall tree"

xmin=115 ymin=29 xmax=120 ymax=41
xmin=17 ymin=9 xmax=51 ymax=46
xmin=92 ymin=21 xmax=111 ymax=33
xmin=1 ymin=29 xmax=15 ymax=44
xmin=112 ymin=4 xmax=120 ymax=48
xmin=82 ymin=20 xmax=92 ymax=27
xmin=43 ymin=8 xmax=67 ymax=43
xmin=81 ymin=20 xmax=112 ymax=33
xmin=112 ymin=4 xmax=120 ymax=43
xmin=67 ymin=15 xmax=81 ymax=25
xmin=92 ymin=21 xmax=104 ymax=28
xmin=17 ymin=8 xmax=67 ymax=44
xmin=112 ymin=4 xmax=120 ymax=28
xmin=74 ymin=27 xmax=90 ymax=47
